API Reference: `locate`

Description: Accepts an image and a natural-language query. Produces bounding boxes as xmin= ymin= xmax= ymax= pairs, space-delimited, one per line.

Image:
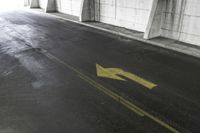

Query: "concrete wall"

xmin=144 ymin=0 xmax=163 ymax=39
xmin=179 ymin=0 xmax=200 ymax=45
xmin=30 ymin=0 xmax=39 ymax=8
xmin=34 ymin=0 xmax=200 ymax=46
xmin=161 ymin=0 xmax=185 ymax=40
xmin=55 ymin=0 xmax=82 ymax=16
xmin=36 ymin=0 xmax=155 ymax=32
xmin=95 ymin=0 xmax=154 ymax=32
xmin=39 ymin=0 xmax=47 ymax=9
xmin=24 ymin=0 xmax=31 ymax=6
xmin=145 ymin=0 xmax=200 ymax=46
xmin=162 ymin=0 xmax=200 ymax=46
xmin=80 ymin=0 xmax=95 ymax=21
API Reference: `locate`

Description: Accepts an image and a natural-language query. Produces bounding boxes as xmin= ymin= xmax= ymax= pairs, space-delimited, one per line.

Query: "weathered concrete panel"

xmin=160 ymin=0 xmax=186 ymax=40
xmin=179 ymin=0 xmax=200 ymax=45
xmin=30 ymin=0 xmax=39 ymax=8
xmin=80 ymin=0 xmax=95 ymax=21
xmin=35 ymin=0 xmax=200 ymax=46
xmin=39 ymin=0 xmax=47 ymax=9
xmin=160 ymin=0 xmax=200 ymax=46
xmin=46 ymin=0 xmax=56 ymax=12
xmin=96 ymin=0 xmax=154 ymax=32
xmin=144 ymin=0 xmax=162 ymax=39
xmin=145 ymin=0 xmax=200 ymax=46
xmin=55 ymin=0 xmax=82 ymax=16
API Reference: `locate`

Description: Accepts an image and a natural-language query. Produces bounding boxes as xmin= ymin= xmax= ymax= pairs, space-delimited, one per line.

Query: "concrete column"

xmin=144 ymin=0 xmax=163 ymax=39
xmin=80 ymin=0 xmax=95 ymax=22
xmin=30 ymin=0 xmax=39 ymax=8
xmin=30 ymin=0 xmax=56 ymax=12
xmin=45 ymin=0 xmax=56 ymax=12
xmin=94 ymin=0 xmax=100 ymax=21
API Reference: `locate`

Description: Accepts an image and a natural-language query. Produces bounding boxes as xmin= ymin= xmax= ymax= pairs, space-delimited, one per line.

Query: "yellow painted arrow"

xmin=96 ymin=64 xmax=157 ymax=89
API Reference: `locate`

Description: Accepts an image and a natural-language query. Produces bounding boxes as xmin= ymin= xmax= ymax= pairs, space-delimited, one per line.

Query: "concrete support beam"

xmin=30 ymin=0 xmax=39 ymax=8
xmin=80 ymin=0 xmax=95 ymax=22
xmin=45 ymin=0 xmax=56 ymax=12
xmin=144 ymin=0 xmax=163 ymax=39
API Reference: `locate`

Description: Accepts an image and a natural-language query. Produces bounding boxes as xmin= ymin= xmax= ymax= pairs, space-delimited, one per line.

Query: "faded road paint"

xmin=96 ymin=64 xmax=157 ymax=89
xmin=45 ymin=53 xmax=179 ymax=133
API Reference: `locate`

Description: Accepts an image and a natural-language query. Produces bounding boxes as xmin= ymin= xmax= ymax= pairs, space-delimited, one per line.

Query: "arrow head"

xmin=96 ymin=64 xmax=126 ymax=81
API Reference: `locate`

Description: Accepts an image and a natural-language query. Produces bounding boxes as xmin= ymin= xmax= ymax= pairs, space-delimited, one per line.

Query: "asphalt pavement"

xmin=0 ymin=10 xmax=200 ymax=133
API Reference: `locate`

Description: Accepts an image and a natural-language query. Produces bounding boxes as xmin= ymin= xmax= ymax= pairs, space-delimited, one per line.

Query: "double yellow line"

xmin=45 ymin=53 xmax=180 ymax=133
xmin=79 ymin=74 xmax=180 ymax=133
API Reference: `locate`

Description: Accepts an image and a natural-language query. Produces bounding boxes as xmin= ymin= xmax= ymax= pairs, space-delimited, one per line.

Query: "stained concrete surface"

xmin=47 ymin=10 xmax=200 ymax=59
xmin=0 ymin=10 xmax=200 ymax=133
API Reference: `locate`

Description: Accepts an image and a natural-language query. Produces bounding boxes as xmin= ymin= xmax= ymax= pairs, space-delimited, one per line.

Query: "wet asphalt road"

xmin=0 ymin=10 xmax=200 ymax=133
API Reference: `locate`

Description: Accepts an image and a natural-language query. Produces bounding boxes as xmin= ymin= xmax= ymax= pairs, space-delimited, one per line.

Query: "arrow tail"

xmin=124 ymin=72 xmax=157 ymax=89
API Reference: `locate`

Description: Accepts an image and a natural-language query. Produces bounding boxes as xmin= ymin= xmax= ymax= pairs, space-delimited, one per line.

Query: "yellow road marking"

xmin=79 ymin=74 xmax=145 ymax=117
xmin=96 ymin=64 xmax=126 ymax=81
xmin=45 ymin=53 xmax=180 ymax=133
xmin=79 ymin=74 xmax=180 ymax=133
xmin=96 ymin=64 xmax=157 ymax=89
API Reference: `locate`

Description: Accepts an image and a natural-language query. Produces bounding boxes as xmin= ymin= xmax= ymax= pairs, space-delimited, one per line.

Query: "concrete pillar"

xmin=144 ymin=0 xmax=187 ymax=40
xmin=45 ymin=0 xmax=56 ymax=12
xmin=80 ymin=0 xmax=95 ymax=22
xmin=30 ymin=0 xmax=39 ymax=8
xmin=144 ymin=0 xmax=163 ymax=39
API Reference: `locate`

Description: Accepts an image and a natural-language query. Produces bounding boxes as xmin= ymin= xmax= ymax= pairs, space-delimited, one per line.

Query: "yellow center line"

xmin=45 ymin=53 xmax=180 ymax=133
xmin=78 ymin=74 xmax=179 ymax=133
xmin=78 ymin=74 xmax=145 ymax=117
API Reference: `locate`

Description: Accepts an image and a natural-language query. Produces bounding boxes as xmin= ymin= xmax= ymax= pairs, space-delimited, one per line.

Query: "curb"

xmin=30 ymin=9 xmax=200 ymax=59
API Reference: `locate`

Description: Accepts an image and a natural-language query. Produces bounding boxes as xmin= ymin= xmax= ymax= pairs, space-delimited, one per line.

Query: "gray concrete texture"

xmin=29 ymin=0 xmax=200 ymax=47
xmin=41 ymin=10 xmax=200 ymax=59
